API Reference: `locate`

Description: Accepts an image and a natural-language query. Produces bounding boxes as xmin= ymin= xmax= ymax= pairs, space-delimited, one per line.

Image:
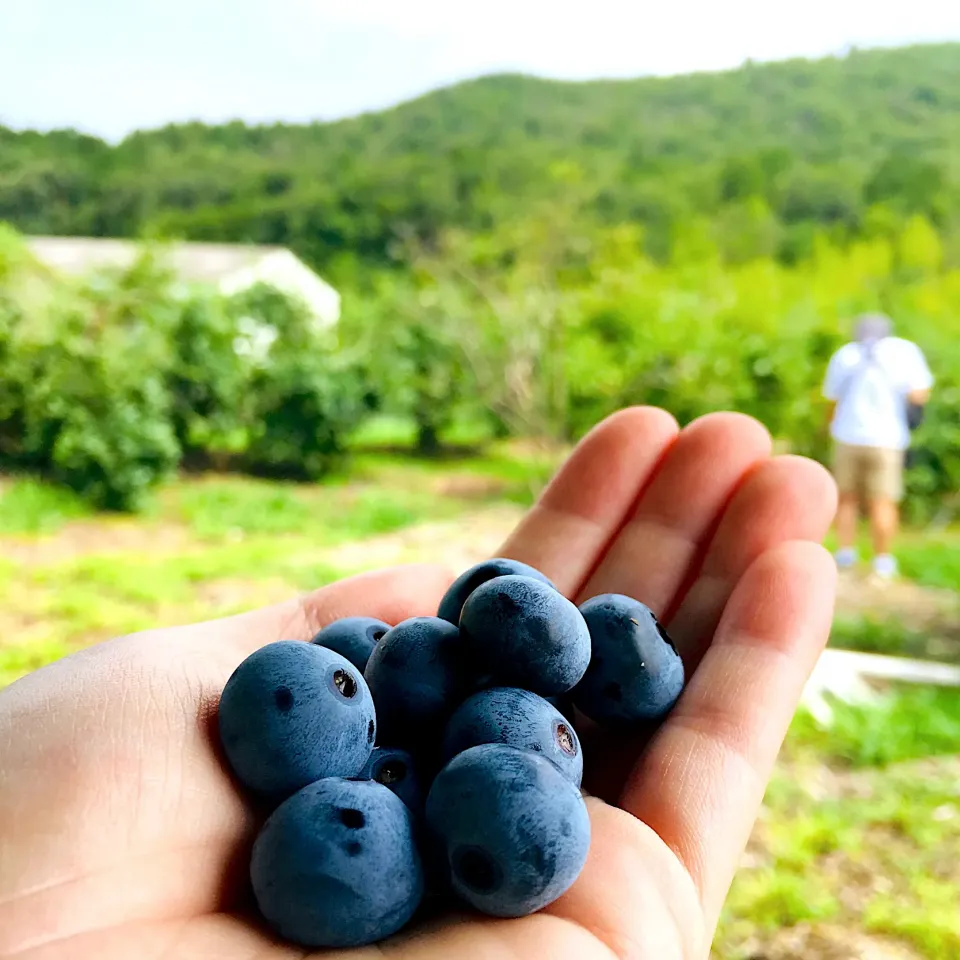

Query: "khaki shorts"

xmin=832 ymin=443 xmax=905 ymax=502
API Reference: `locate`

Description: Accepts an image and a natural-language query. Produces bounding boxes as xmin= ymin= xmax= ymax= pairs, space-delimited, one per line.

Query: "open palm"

xmin=0 ymin=408 xmax=838 ymax=960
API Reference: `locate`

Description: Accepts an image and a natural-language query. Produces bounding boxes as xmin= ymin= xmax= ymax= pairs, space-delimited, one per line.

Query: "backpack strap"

xmin=835 ymin=343 xmax=874 ymax=408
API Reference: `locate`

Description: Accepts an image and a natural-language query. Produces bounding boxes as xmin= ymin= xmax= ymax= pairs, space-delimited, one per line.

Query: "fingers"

xmin=576 ymin=413 xmax=772 ymax=611
xmin=498 ymin=407 xmax=679 ymax=596
xmin=666 ymin=455 xmax=837 ymax=666
xmin=619 ymin=541 xmax=836 ymax=931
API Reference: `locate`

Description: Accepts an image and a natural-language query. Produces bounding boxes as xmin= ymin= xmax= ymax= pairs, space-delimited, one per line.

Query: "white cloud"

xmin=297 ymin=0 xmax=960 ymax=85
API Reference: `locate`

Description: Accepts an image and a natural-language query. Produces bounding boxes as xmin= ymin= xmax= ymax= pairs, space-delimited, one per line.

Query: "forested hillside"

xmin=3 ymin=43 xmax=960 ymax=272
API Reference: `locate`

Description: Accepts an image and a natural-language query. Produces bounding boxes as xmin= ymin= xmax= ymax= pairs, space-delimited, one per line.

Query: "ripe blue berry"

xmin=573 ymin=594 xmax=685 ymax=725
xmin=218 ymin=641 xmax=375 ymax=797
xmin=442 ymin=687 xmax=582 ymax=786
xmin=459 ymin=575 xmax=591 ymax=695
xmin=437 ymin=557 xmax=557 ymax=625
xmin=426 ymin=744 xmax=590 ymax=917
xmin=311 ymin=616 xmax=390 ymax=672
xmin=251 ymin=778 xmax=424 ymax=948
xmin=364 ymin=617 xmax=470 ymax=749
xmin=360 ymin=747 xmax=425 ymax=815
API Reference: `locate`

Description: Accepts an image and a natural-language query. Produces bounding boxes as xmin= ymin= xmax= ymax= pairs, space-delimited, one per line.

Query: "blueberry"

xmin=364 ymin=617 xmax=470 ymax=749
xmin=360 ymin=747 xmax=425 ymax=815
xmin=437 ymin=558 xmax=557 ymax=625
xmin=251 ymin=778 xmax=424 ymax=948
xmin=218 ymin=641 xmax=375 ymax=797
xmin=311 ymin=616 xmax=390 ymax=672
xmin=459 ymin=576 xmax=591 ymax=696
xmin=442 ymin=687 xmax=583 ymax=787
xmin=573 ymin=594 xmax=685 ymax=725
xmin=425 ymin=744 xmax=590 ymax=917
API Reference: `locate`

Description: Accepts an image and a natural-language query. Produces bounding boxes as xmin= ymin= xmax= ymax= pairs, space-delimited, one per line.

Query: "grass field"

xmin=0 ymin=445 xmax=554 ymax=688
xmin=1 ymin=440 xmax=958 ymax=960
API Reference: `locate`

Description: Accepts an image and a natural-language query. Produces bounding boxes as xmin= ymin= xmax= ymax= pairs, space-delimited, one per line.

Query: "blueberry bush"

xmin=2 ymin=214 xmax=957 ymax=517
xmin=0 ymin=230 xmax=362 ymax=509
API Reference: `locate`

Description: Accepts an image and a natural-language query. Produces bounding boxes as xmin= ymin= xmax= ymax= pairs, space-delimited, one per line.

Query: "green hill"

xmin=3 ymin=43 xmax=960 ymax=269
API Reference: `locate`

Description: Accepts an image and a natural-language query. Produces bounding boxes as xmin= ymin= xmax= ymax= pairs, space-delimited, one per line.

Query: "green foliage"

xmin=168 ymin=293 xmax=251 ymax=460
xmin=866 ymin=881 xmax=960 ymax=958
xmin=718 ymin=760 xmax=960 ymax=958
xmin=233 ymin=285 xmax=364 ymax=479
xmin=896 ymin=532 xmax=960 ymax=590
xmin=0 ymin=234 xmax=360 ymax=508
xmin=788 ymin=687 xmax=960 ymax=767
xmin=558 ymin=228 xmax=959 ymax=511
xmin=0 ymin=242 xmax=181 ymax=509
xmin=0 ymin=478 xmax=90 ymax=534
xmin=4 ymin=45 xmax=960 ymax=272
xmin=830 ymin=616 xmax=958 ymax=663
xmin=721 ymin=870 xmax=840 ymax=932
xmin=339 ymin=276 xmax=469 ymax=455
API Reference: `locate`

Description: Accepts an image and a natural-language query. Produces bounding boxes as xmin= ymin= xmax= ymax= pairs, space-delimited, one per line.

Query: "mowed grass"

xmin=715 ymin=690 xmax=960 ymax=959
xmin=897 ymin=532 xmax=960 ymax=592
xmin=715 ymin=755 xmax=960 ymax=959
xmin=0 ymin=478 xmax=91 ymax=534
xmin=0 ymin=446 xmax=552 ymax=688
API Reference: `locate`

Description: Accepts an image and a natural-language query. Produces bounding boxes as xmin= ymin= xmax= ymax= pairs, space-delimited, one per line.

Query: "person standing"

xmin=822 ymin=313 xmax=933 ymax=579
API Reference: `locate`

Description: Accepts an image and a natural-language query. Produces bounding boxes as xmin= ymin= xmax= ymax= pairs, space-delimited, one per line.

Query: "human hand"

xmin=0 ymin=408 xmax=838 ymax=960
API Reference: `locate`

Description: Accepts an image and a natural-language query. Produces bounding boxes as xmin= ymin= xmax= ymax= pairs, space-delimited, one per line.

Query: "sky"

xmin=3 ymin=1 xmax=960 ymax=142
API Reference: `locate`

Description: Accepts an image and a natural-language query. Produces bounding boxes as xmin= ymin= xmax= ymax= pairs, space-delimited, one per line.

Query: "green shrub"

xmin=0 ymin=232 xmax=363 ymax=509
xmin=231 ymin=284 xmax=365 ymax=480
xmin=339 ymin=275 xmax=472 ymax=455
xmin=168 ymin=293 xmax=252 ymax=462
xmin=1 ymin=218 xmax=958 ymax=517
xmin=0 ymin=241 xmax=181 ymax=509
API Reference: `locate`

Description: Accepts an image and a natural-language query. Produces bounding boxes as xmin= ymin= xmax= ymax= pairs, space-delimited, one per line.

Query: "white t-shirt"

xmin=822 ymin=336 xmax=934 ymax=450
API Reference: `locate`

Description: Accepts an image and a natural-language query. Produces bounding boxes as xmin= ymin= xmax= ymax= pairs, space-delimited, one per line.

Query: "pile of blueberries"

xmin=217 ymin=558 xmax=685 ymax=948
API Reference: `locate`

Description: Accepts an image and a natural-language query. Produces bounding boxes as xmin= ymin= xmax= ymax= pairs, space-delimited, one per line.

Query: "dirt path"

xmin=730 ymin=925 xmax=924 ymax=960
xmin=1 ymin=519 xmax=192 ymax=565
xmin=3 ymin=503 xmax=955 ymax=635
xmin=320 ymin=506 xmax=958 ymax=632
xmin=835 ymin=571 xmax=959 ymax=637
xmin=322 ymin=504 xmax=524 ymax=575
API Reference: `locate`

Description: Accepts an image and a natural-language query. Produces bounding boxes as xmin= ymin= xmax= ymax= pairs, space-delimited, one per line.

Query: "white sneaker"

xmin=835 ymin=547 xmax=858 ymax=570
xmin=872 ymin=554 xmax=898 ymax=580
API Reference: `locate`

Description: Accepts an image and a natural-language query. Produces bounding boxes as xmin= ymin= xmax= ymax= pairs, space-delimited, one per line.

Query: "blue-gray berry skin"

xmin=442 ymin=687 xmax=583 ymax=787
xmin=360 ymin=747 xmax=425 ymax=815
xmin=437 ymin=558 xmax=557 ymax=625
xmin=425 ymin=744 xmax=590 ymax=918
xmin=218 ymin=641 xmax=376 ymax=797
xmin=364 ymin=617 xmax=470 ymax=749
xmin=573 ymin=594 xmax=685 ymax=725
xmin=459 ymin=576 xmax=591 ymax=696
xmin=310 ymin=616 xmax=390 ymax=672
xmin=251 ymin=778 xmax=424 ymax=948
